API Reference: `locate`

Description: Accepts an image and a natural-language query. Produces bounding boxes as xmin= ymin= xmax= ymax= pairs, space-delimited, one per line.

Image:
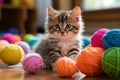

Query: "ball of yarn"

xmin=14 ymin=35 xmax=21 ymax=43
xmin=76 ymin=46 xmax=104 ymax=76
xmin=0 ymin=44 xmax=24 ymax=65
xmin=0 ymin=30 xmax=7 ymax=35
xmin=22 ymin=0 xmax=34 ymax=7
xmin=102 ymin=29 xmax=120 ymax=49
xmin=8 ymin=27 xmax=19 ymax=34
xmin=0 ymin=44 xmax=5 ymax=52
xmin=16 ymin=41 xmax=30 ymax=54
xmin=102 ymin=47 xmax=120 ymax=78
xmin=23 ymin=34 xmax=34 ymax=42
xmin=0 ymin=40 xmax=9 ymax=45
xmin=91 ymin=28 xmax=109 ymax=48
xmin=82 ymin=36 xmax=90 ymax=48
xmin=0 ymin=40 xmax=9 ymax=52
xmin=22 ymin=53 xmax=43 ymax=73
xmin=55 ymin=57 xmax=78 ymax=77
xmin=2 ymin=33 xmax=15 ymax=43
xmin=28 ymin=37 xmax=39 ymax=47
xmin=0 ymin=40 xmax=9 ymax=65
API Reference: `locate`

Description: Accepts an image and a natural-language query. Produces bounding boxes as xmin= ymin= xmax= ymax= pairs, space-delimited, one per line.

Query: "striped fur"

xmin=35 ymin=6 xmax=84 ymax=70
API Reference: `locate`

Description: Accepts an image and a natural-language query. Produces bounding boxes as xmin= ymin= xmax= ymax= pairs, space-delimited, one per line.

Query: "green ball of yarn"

xmin=23 ymin=34 xmax=34 ymax=42
xmin=102 ymin=47 xmax=120 ymax=78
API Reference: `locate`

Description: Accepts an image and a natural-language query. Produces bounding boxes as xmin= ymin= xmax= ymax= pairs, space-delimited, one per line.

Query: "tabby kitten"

xmin=35 ymin=6 xmax=84 ymax=70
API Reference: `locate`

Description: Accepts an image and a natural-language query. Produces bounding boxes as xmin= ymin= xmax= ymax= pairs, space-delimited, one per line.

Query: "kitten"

xmin=34 ymin=6 xmax=84 ymax=70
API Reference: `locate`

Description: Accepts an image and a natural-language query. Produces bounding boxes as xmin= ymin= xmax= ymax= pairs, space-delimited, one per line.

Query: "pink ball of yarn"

xmin=0 ymin=40 xmax=9 ymax=52
xmin=91 ymin=28 xmax=109 ymax=48
xmin=22 ymin=53 xmax=43 ymax=73
xmin=0 ymin=40 xmax=9 ymax=45
xmin=2 ymin=33 xmax=14 ymax=43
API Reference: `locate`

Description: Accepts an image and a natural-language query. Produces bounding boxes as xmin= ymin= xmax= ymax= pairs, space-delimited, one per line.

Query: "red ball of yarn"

xmin=55 ymin=57 xmax=78 ymax=77
xmin=76 ymin=46 xmax=104 ymax=76
xmin=91 ymin=28 xmax=109 ymax=48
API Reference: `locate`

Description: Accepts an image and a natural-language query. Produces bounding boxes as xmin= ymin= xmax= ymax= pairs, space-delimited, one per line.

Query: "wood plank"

xmin=0 ymin=66 xmax=115 ymax=80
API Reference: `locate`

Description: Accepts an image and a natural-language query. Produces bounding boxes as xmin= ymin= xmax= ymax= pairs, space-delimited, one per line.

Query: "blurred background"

xmin=0 ymin=0 xmax=120 ymax=35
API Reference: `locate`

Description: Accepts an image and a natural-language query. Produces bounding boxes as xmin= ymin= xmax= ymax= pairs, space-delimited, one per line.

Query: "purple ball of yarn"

xmin=16 ymin=41 xmax=30 ymax=54
xmin=91 ymin=28 xmax=109 ymax=48
xmin=22 ymin=53 xmax=43 ymax=73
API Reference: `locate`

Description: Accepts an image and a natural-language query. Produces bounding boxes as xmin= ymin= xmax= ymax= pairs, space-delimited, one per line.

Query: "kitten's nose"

xmin=60 ymin=29 xmax=65 ymax=35
xmin=61 ymin=32 xmax=65 ymax=35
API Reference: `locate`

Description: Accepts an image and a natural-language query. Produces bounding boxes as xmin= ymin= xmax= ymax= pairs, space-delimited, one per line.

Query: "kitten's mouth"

xmin=61 ymin=34 xmax=65 ymax=36
xmin=62 ymin=35 xmax=65 ymax=37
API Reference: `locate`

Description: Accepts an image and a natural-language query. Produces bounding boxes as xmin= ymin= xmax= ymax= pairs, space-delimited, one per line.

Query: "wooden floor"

xmin=0 ymin=61 xmax=115 ymax=80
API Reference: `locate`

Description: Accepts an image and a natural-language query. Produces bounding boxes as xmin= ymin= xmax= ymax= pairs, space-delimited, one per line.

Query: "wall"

xmin=82 ymin=8 xmax=120 ymax=35
xmin=35 ymin=0 xmax=52 ymax=28
xmin=59 ymin=0 xmax=72 ymax=10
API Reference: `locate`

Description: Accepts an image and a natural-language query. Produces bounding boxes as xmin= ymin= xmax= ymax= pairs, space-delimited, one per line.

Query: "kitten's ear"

xmin=71 ymin=6 xmax=81 ymax=22
xmin=48 ymin=6 xmax=56 ymax=17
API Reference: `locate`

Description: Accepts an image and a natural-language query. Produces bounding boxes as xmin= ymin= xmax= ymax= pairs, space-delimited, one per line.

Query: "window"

xmin=83 ymin=0 xmax=120 ymax=11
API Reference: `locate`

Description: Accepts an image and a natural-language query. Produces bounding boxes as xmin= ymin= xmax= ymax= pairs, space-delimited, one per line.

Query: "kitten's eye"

xmin=54 ymin=24 xmax=59 ymax=29
xmin=56 ymin=24 xmax=59 ymax=28
xmin=66 ymin=24 xmax=72 ymax=29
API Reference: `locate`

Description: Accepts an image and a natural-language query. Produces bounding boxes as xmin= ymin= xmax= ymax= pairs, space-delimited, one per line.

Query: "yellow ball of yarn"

xmin=0 ymin=44 xmax=24 ymax=65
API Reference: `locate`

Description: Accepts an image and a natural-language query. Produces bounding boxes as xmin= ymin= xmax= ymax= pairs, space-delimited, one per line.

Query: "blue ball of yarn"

xmin=102 ymin=29 xmax=120 ymax=49
xmin=82 ymin=36 xmax=90 ymax=48
xmin=0 ymin=30 xmax=7 ymax=35
xmin=8 ymin=27 xmax=19 ymax=34
xmin=28 ymin=37 xmax=39 ymax=47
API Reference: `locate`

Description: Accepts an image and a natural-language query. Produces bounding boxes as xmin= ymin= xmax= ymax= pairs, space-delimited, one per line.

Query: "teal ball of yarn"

xmin=102 ymin=29 xmax=120 ymax=49
xmin=102 ymin=47 xmax=120 ymax=78
xmin=28 ymin=37 xmax=39 ymax=47
xmin=82 ymin=36 xmax=90 ymax=48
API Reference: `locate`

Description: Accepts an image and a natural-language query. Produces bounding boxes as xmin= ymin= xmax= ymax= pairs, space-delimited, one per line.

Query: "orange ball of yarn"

xmin=0 ymin=44 xmax=5 ymax=52
xmin=0 ymin=44 xmax=5 ymax=64
xmin=55 ymin=57 xmax=78 ymax=77
xmin=76 ymin=46 xmax=104 ymax=76
xmin=14 ymin=35 xmax=21 ymax=43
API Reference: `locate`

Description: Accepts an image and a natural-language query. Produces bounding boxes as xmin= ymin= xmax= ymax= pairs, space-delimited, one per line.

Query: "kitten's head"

xmin=46 ymin=6 xmax=83 ymax=38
